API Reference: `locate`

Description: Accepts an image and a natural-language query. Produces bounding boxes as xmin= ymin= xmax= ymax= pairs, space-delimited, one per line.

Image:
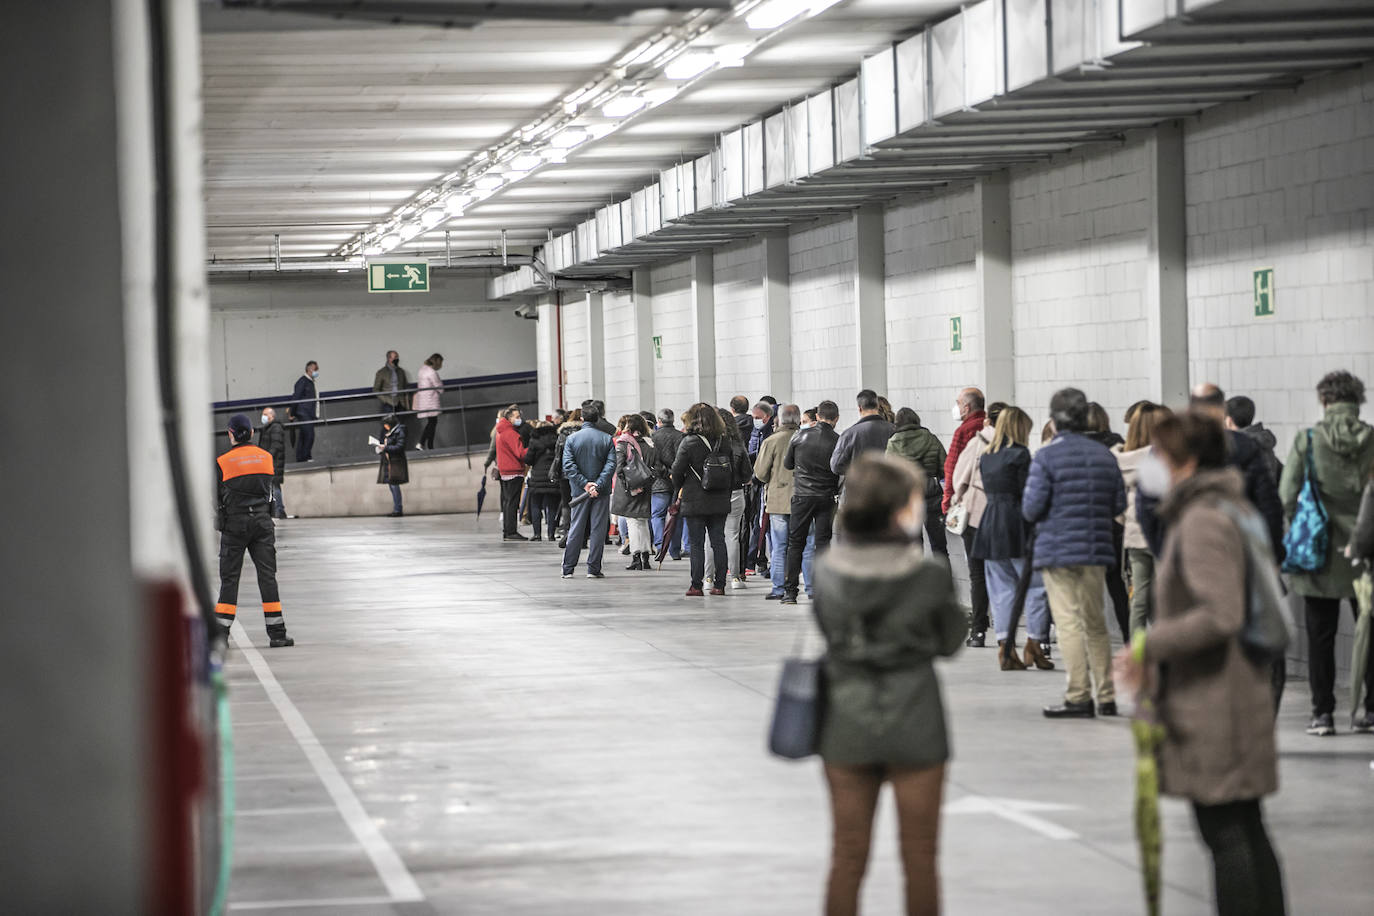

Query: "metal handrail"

xmin=211 ymin=371 xmax=536 ymax=415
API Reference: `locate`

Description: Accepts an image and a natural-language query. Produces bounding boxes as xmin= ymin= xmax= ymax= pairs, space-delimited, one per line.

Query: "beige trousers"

xmin=1041 ymin=565 xmax=1115 ymax=705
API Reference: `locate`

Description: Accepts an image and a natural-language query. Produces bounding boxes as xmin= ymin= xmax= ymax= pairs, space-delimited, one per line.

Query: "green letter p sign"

xmin=1253 ymin=268 xmax=1274 ymax=317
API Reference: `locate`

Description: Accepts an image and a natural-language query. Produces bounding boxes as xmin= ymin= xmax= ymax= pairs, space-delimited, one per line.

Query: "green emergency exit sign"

xmin=950 ymin=316 xmax=963 ymax=352
xmin=1253 ymin=267 xmax=1274 ymax=317
xmin=367 ymin=262 xmax=429 ymax=293
xmin=652 ymin=335 xmax=663 ymax=359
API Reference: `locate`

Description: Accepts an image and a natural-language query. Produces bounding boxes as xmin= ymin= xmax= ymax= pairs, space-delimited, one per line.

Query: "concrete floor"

xmin=224 ymin=515 xmax=1374 ymax=915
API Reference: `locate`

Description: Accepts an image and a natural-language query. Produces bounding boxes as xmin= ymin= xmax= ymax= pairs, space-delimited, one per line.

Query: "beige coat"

xmin=950 ymin=428 xmax=991 ymax=528
xmin=1146 ymin=469 xmax=1278 ymax=805
xmin=1115 ymin=445 xmax=1149 ymax=550
xmin=753 ymin=423 xmax=799 ymax=514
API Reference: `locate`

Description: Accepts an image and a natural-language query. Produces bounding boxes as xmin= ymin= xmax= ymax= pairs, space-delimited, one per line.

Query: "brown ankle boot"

xmin=999 ymin=640 xmax=1028 ymax=671
xmin=1023 ymin=638 xmax=1055 ymax=670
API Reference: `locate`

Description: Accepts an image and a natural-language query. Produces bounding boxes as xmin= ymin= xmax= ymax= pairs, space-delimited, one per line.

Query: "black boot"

xmin=626 ymin=552 xmax=644 ymax=571
xmin=641 ymin=552 xmax=653 ymax=570
xmin=267 ymin=626 xmax=294 ymax=649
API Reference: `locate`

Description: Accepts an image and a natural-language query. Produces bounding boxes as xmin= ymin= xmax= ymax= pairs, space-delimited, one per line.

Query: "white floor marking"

xmin=943 ymin=794 xmax=1080 ymax=840
xmin=231 ymin=625 xmax=425 ymax=903
xmin=235 ymin=805 xmax=338 ymax=817
xmin=228 ymin=895 xmax=400 ymax=911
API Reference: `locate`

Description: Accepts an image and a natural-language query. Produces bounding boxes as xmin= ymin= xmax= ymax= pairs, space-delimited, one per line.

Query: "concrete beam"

xmin=632 ymin=270 xmax=655 ymax=411
xmin=853 ymin=204 xmax=887 ymax=394
xmin=975 ymin=172 xmax=1014 ymax=404
xmin=585 ymin=291 xmax=606 ymax=401
xmin=1145 ymin=121 xmax=1189 ymax=404
xmin=691 ymin=253 xmax=717 ymax=406
xmin=761 ymin=233 xmax=792 ymax=402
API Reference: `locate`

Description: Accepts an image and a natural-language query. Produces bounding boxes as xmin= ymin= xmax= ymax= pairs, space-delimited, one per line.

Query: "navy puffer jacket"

xmin=1022 ymin=432 xmax=1127 ymax=569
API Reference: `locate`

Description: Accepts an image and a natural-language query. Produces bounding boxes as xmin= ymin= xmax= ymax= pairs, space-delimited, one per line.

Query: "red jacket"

xmin=494 ymin=418 xmax=528 ymax=476
xmin=942 ymin=410 xmax=986 ymax=513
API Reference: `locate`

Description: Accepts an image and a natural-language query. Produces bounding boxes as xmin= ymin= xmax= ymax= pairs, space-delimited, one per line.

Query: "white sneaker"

xmin=415 ymin=444 xmax=424 ymax=451
xmin=731 ymin=577 xmax=747 ymax=590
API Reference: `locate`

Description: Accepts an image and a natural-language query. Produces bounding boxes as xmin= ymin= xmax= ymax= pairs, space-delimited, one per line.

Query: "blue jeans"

xmin=986 ymin=557 xmax=1050 ymax=642
xmin=388 ymin=484 xmax=403 ymax=514
xmin=563 ymin=493 xmax=611 ymax=575
xmin=270 ymin=483 xmax=286 ymax=518
xmin=769 ymin=514 xmax=814 ymax=597
xmin=651 ymin=491 xmax=684 ymax=558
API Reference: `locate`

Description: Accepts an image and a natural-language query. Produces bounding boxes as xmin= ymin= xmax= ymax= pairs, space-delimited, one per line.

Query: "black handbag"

xmin=767 ymin=615 xmax=826 ymax=760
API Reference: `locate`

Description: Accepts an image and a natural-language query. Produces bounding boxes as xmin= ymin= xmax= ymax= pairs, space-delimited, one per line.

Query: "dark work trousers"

xmin=922 ymin=494 xmax=948 ymax=558
xmin=1191 ymin=799 xmax=1286 ymax=916
xmin=686 ymin=514 xmax=728 ymax=591
xmin=961 ymin=527 xmax=989 ymax=634
xmin=555 ymin=479 xmax=572 ymax=540
xmin=785 ymin=495 xmax=836 ymax=599
xmin=1105 ymin=521 xmax=1131 ymax=640
xmin=294 ymin=423 xmax=315 ymax=462
xmin=420 ymin=416 xmax=438 ymax=449
xmin=499 ymin=476 xmax=525 ymax=537
xmin=529 ymin=490 xmax=559 ymax=539
xmin=216 ymin=510 xmax=286 ymax=638
xmin=1305 ymin=596 xmax=1374 ymax=716
xmin=562 ymin=493 xmax=611 ymax=575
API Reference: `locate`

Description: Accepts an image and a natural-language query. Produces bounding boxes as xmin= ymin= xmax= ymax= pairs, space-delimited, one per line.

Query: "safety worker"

xmin=216 ymin=413 xmax=294 ymax=648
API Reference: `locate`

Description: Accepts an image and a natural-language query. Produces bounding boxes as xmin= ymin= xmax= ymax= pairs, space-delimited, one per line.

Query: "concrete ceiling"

xmin=200 ymin=0 xmax=958 ymax=264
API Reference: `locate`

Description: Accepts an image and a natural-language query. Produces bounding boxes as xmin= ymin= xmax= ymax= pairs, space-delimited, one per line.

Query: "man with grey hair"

xmin=651 ymin=407 xmax=686 ymax=559
xmin=1024 ymin=387 xmax=1127 ymax=718
xmin=754 ymin=404 xmax=815 ymax=599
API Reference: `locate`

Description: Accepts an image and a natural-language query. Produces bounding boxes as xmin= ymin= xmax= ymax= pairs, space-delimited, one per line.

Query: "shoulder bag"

xmin=1218 ymin=502 xmax=1293 ymax=661
xmin=945 ymin=502 xmax=969 ymax=536
xmin=767 ymin=612 xmax=826 ymax=760
xmin=1281 ymin=429 xmax=1330 ymax=573
xmin=620 ymin=437 xmax=655 ymax=494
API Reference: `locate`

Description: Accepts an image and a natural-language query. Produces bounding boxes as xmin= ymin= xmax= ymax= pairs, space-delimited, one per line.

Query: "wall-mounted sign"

xmin=367 ymin=262 xmax=429 ymax=293
xmin=1253 ymin=267 xmax=1274 ymax=317
xmin=652 ymin=335 xmax=663 ymax=359
xmin=950 ymin=316 xmax=963 ymax=352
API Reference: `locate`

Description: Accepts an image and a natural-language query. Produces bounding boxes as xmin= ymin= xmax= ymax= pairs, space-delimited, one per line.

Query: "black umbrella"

xmin=475 ymin=475 xmax=488 ymax=522
xmin=654 ymin=499 xmax=682 ymax=569
xmin=739 ymin=483 xmax=759 ymax=572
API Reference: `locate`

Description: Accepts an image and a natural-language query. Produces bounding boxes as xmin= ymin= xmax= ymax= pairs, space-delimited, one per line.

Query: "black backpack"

xmin=620 ymin=438 xmax=656 ymax=493
xmin=695 ymin=436 xmax=732 ymax=492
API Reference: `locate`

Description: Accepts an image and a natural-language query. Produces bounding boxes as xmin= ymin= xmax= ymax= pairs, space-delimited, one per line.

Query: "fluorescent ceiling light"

xmin=541 ymin=149 xmax=568 ymax=164
xmin=587 ymin=122 xmax=618 ymax=140
xmin=378 ymin=234 xmax=401 ymax=252
xmin=508 ymin=154 xmax=543 ymax=172
xmin=663 ymin=52 xmax=715 ymax=80
xmin=643 ymin=87 xmax=680 ymax=106
xmin=397 ymin=222 xmax=422 ymax=241
xmin=746 ymin=0 xmax=808 ymax=29
xmin=714 ymin=43 xmax=753 ymax=67
xmin=602 ymin=95 xmax=648 ymax=118
xmin=474 ymin=174 xmax=505 ymax=190
xmin=419 ymin=207 xmax=446 ymax=228
xmin=550 ymin=128 xmax=589 ymax=149
xmin=363 ymin=245 xmax=383 ymax=256
xmin=336 ymin=268 xmax=350 ymax=273
xmin=444 ymin=194 xmax=472 ymax=215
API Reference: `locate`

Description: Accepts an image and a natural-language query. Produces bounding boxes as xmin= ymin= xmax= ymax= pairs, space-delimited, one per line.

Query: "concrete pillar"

xmin=690 ymin=253 xmax=717 ymax=405
xmin=975 ymin=173 xmax=1015 ymax=404
xmin=761 ymin=233 xmax=792 ymax=402
xmin=852 ymin=204 xmax=887 ymax=394
xmin=535 ymin=296 xmax=558 ymax=417
xmin=1145 ymin=121 xmax=1190 ymax=404
xmin=585 ymin=291 xmax=606 ymax=400
xmin=632 ymin=270 xmax=656 ymax=410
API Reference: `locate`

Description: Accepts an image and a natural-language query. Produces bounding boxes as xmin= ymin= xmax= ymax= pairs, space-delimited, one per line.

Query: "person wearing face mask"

xmin=1114 ymin=403 xmax=1172 ymax=634
xmin=414 ymin=353 xmax=444 ymax=450
xmin=1113 ymin=411 xmax=1286 ymax=916
xmin=372 ymin=350 xmax=410 ymax=416
xmin=257 ymin=406 xmax=288 ymax=520
xmin=290 ymin=360 xmax=320 ymax=462
xmin=811 ymin=453 xmax=965 ymax=916
xmin=493 ymin=404 xmax=530 ymax=541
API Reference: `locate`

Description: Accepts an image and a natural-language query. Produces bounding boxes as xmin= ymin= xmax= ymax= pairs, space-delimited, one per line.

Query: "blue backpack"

xmin=1281 ymin=429 xmax=1329 ymax=574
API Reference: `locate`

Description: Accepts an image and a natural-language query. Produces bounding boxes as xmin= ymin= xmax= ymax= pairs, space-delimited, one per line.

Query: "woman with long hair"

xmin=415 ymin=353 xmax=444 ymax=450
xmin=972 ymin=407 xmax=1053 ymax=670
xmin=813 ymin=454 xmax=965 ymax=916
xmin=1115 ymin=402 xmax=1172 ymax=633
xmin=705 ymin=406 xmax=755 ymax=589
xmin=670 ymin=403 xmax=732 ymax=596
xmin=613 ymin=413 xmax=659 ymax=570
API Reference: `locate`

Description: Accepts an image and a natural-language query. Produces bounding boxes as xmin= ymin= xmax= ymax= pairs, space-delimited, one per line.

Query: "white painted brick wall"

xmin=713 ymin=240 xmax=769 ymax=401
xmin=1185 ymin=62 xmax=1374 ymax=448
xmin=790 ymin=217 xmax=858 ymax=413
xmin=884 ymin=186 xmax=982 ymax=443
xmin=560 ymin=299 xmax=590 ymax=408
xmin=1011 ymin=139 xmax=1152 ymax=431
xmin=650 ymin=260 xmax=698 ymax=414
xmin=601 ymin=290 xmax=640 ymax=419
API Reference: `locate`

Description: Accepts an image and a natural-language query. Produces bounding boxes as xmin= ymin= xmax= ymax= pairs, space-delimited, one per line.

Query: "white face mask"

xmin=1136 ymin=450 xmax=1172 ymax=498
xmin=311 ymin=370 xmax=319 ymax=379
xmin=753 ymin=417 xmax=765 ymax=430
xmin=951 ymin=404 xmax=963 ymax=422
xmin=512 ymin=417 xmax=523 ymax=427
xmin=261 ymin=413 xmax=270 ymax=425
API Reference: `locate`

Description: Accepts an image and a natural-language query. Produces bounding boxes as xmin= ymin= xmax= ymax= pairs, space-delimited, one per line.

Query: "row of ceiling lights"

xmin=337 ymin=0 xmax=845 ymax=260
